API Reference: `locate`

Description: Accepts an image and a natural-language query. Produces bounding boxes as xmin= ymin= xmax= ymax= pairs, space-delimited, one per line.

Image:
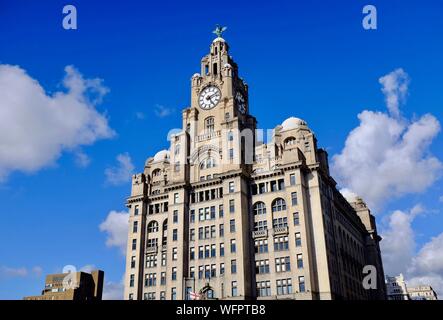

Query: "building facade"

xmin=123 ymin=30 xmax=386 ymax=300
xmin=407 ymin=285 xmax=438 ymax=300
xmin=385 ymin=274 xmax=409 ymax=300
xmin=24 ymin=270 xmax=104 ymax=300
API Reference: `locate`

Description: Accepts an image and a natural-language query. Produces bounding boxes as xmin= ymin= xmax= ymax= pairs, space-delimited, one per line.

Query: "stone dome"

xmin=212 ymin=37 xmax=225 ymax=43
xmin=153 ymin=149 xmax=170 ymax=162
xmin=281 ymin=117 xmax=307 ymax=131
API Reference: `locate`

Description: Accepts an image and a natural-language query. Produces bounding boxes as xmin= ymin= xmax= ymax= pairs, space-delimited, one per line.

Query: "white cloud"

xmin=379 ymin=68 xmax=410 ymax=118
xmin=381 ymin=207 xmax=421 ymax=276
xmin=332 ymin=69 xmax=442 ymax=209
xmin=381 ymin=206 xmax=443 ymax=297
xmin=340 ymin=188 xmax=359 ymax=203
xmin=0 ymin=64 xmax=115 ymax=182
xmin=103 ymin=277 xmax=125 ymax=300
xmin=0 ymin=265 xmax=43 ymax=278
xmin=104 ymin=153 xmax=134 ymax=185
xmin=74 ymin=151 xmax=91 ymax=168
xmin=154 ymin=104 xmax=174 ymax=118
xmin=99 ymin=210 xmax=129 ymax=254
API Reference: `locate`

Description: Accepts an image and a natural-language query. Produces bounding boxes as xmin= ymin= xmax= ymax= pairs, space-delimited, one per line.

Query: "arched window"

xmin=152 ymin=168 xmax=161 ymax=177
xmin=147 ymin=221 xmax=159 ymax=233
xmin=253 ymin=202 xmax=266 ymax=215
xmin=205 ymin=117 xmax=214 ymax=132
xmin=284 ymin=137 xmax=296 ymax=146
xmin=272 ymin=198 xmax=286 ymax=212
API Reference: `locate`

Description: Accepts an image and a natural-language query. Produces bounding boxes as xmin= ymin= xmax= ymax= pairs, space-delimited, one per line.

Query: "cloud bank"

xmin=0 ymin=64 xmax=115 ymax=181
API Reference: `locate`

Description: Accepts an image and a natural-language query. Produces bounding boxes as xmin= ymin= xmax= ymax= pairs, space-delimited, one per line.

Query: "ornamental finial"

xmin=212 ymin=24 xmax=227 ymax=38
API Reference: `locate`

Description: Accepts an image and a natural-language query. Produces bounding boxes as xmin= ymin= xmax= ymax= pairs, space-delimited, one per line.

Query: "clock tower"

xmin=177 ymin=26 xmax=257 ymax=183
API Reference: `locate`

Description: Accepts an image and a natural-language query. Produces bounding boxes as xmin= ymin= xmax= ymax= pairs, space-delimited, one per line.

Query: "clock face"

xmin=199 ymin=86 xmax=221 ymax=110
xmin=235 ymin=91 xmax=246 ymax=114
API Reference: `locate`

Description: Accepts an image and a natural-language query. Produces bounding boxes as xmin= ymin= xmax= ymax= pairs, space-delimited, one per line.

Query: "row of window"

xmin=257 ymin=277 xmax=306 ymax=297
xmin=252 ymin=194 xmax=298 ymax=216
xmin=254 ymin=233 xmax=302 ymax=253
xmin=190 ymin=240 xmax=236 ymax=260
xmin=190 ymin=220 xmax=235 ymax=240
xmin=134 ymin=276 xmax=306 ymax=300
xmin=255 ymin=255 xmax=303 ymax=274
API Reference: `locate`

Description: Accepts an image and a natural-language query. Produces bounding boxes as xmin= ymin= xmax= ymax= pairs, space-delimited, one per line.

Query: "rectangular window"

xmin=172 ymin=267 xmax=177 ymax=281
xmin=190 ymin=209 xmax=195 ymax=223
xmin=172 ymin=247 xmax=178 ymax=260
xmin=173 ymin=210 xmax=178 ymax=223
xmin=145 ymin=273 xmax=156 ymax=287
xmin=134 ymin=205 xmax=139 ymax=216
xmin=297 ymin=254 xmax=303 ymax=269
xmin=257 ymin=281 xmax=271 ymax=297
xmin=205 ymin=226 xmax=210 ymax=239
xmin=160 ymin=291 xmax=165 ymax=300
xmin=190 ymin=228 xmax=195 ymax=241
xmin=132 ymin=239 xmax=137 ymax=250
xmin=211 ymin=264 xmax=216 ymax=278
xmin=230 ymin=239 xmax=236 ymax=253
xmin=172 ymin=229 xmax=178 ymax=241
xmin=190 ymin=247 xmax=195 ymax=260
xmin=230 ymin=219 xmax=236 ymax=232
xmin=291 ymin=192 xmax=298 ymax=206
xmin=219 ymin=204 xmax=224 ymax=218
xmin=199 ymin=208 xmax=204 ymax=221
xmin=231 ymin=259 xmax=237 ymax=274
xmin=275 ymin=257 xmax=291 ymax=272
xmin=210 ymin=206 xmax=216 ymax=219
xmin=211 ymin=225 xmax=216 ymax=238
xmin=198 ymin=227 xmax=203 ymax=240
xmin=229 ymin=181 xmax=235 ymax=193
xmin=171 ymin=287 xmax=177 ymax=300
xmin=198 ymin=266 xmax=204 ymax=279
xmin=293 ymin=212 xmax=300 ymax=225
xmin=198 ymin=246 xmax=204 ymax=259
xmin=219 ymin=224 xmax=224 ymax=237
xmin=272 ymin=217 xmax=288 ymax=228
xmin=145 ymin=255 xmax=157 ymax=268
xmin=190 ymin=266 xmax=195 ymax=279
xmin=211 ymin=244 xmax=216 ymax=257
xmin=255 ymin=259 xmax=270 ymax=274
xmin=205 ymin=207 xmax=210 ymax=220
xmin=276 ymin=278 xmax=292 ymax=295
xmin=129 ymin=293 xmax=134 ymax=300
xmin=131 ymin=256 xmax=136 ymax=269
xmin=231 ymin=281 xmax=238 ymax=297
xmin=220 ymin=263 xmax=225 ymax=275
xmin=205 ymin=245 xmax=210 ymax=258
xmin=254 ymin=239 xmax=268 ymax=253
xmin=295 ymin=233 xmax=302 ymax=247
xmin=161 ymin=252 xmax=166 ymax=266
xmin=229 ymin=148 xmax=234 ymax=160
xmin=161 ymin=272 xmax=166 ymax=285
xmin=229 ymin=200 xmax=235 ymax=213
xmin=290 ymin=174 xmax=296 ymax=186
xmin=205 ymin=265 xmax=211 ymax=279
xmin=220 ymin=243 xmax=225 ymax=257
xmin=274 ymin=236 xmax=289 ymax=251
xmin=133 ymin=221 xmax=138 ymax=233
xmin=299 ymin=276 xmax=305 ymax=292
xmin=174 ymin=193 xmax=179 ymax=204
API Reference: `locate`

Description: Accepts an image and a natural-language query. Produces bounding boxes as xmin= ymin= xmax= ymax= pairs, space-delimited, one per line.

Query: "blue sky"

xmin=0 ymin=0 xmax=442 ymax=299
